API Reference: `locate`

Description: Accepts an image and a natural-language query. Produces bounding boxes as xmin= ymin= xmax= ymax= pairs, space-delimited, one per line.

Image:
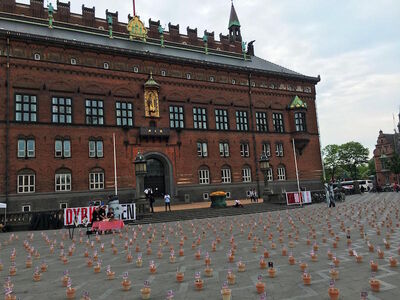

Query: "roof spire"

xmin=228 ymin=1 xmax=240 ymax=29
xmin=228 ymin=1 xmax=242 ymax=42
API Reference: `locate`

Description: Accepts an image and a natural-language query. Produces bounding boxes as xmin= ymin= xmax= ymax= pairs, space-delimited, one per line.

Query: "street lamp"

xmin=259 ymin=153 xmax=272 ymax=202
xmin=134 ymin=152 xmax=149 ymax=215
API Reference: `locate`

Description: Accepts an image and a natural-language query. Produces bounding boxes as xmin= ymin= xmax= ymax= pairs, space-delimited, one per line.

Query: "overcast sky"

xmin=19 ymin=0 xmax=400 ymax=155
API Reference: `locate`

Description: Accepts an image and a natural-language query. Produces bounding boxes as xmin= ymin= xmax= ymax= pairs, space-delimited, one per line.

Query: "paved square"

xmin=1 ymin=193 xmax=399 ymax=299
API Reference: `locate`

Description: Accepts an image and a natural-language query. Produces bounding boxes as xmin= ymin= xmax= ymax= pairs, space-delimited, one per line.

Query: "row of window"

xmin=32 ymin=53 xmax=313 ymax=93
xmin=198 ymin=165 xmax=286 ymax=184
xmin=197 ymin=142 xmax=284 ymax=158
xmin=17 ymin=138 xmax=103 ymax=159
xmin=15 ymin=94 xmax=307 ymax=132
xmin=17 ymin=171 xmax=104 ymax=194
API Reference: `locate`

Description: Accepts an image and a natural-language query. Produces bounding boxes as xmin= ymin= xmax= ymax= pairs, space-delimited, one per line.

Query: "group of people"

xmin=248 ymin=188 xmax=258 ymax=202
xmin=144 ymin=187 xmax=172 ymax=212
xmin=91 ymin=205 xmax=115 ymax=222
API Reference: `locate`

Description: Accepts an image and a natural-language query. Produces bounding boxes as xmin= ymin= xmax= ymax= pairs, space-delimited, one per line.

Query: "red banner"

xmin=286 ymin=192 xmax=302 ymax=206
xmin=64 ymin=206 xmax=98 ymax=226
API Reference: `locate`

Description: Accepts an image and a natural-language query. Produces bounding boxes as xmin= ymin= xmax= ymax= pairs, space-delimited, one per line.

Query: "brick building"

xmin=373 ymin=113 xmax=400 ymax=186
xmin=0 ymin=1 xmax=323 ymax=213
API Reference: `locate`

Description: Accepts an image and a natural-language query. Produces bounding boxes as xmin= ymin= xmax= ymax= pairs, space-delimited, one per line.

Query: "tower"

xmin=228 ymin=2 xmax=241 ymax=42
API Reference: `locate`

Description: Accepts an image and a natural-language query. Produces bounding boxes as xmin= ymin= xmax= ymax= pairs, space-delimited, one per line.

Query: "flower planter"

xmin=356 ymin=255 xmax=363 ymax=263
xmin=194 ymin=279 xmax=203 ymax=290
xmin=66 ymin=287 xmax=76 ymax=299
xmin=370 ymin=261 xmax=378 ymax=272
xmin=256 ymin=281 xmax=265 ymax=294
xmin=328 ymin=287 xmax=340 ymax=300
xmin=107 ymin=271 xmax=115 ymax=280
xmin=221 ymin=288 xmax=232 ymax=300
xmin=176 ymin=272 xmax=184 ymax=283
xmin=237 ymin=262 xmax=245 ymax=272
xmin=330 ymin=269 xmax=339 ymax=280
xmin=121 ymin=279 xmax=131 ymax=291
xmin=227 ymin=273 xmax=236 ymax=285
xmin=300 ymin=262 xmax=308 ymax=272
xmin=389 ymin=257 xmax=398 ymax=267
xmin=288 ymin=256 xmax=295 ymax=265
xmin=268 ymin=267 xmax=276 ymax=278
xmin=141 ymin=287 xmax=151 ymax=299
xmin=205 ymin=267 xmax=213 ymax=277
xmin=303 ymin=273 xmax=311 ymax=285
xmin=370 ymin=279 xmax=380 ymax=292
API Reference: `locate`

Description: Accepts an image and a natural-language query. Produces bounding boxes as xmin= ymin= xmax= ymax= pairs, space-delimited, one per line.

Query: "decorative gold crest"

xmin=127 ymin=16 xmax=147 ymax=41
xmin=144 ymin=73 xmax=160 ymax=118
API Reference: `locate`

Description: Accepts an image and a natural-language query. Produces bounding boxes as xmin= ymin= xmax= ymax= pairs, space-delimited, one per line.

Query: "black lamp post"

xmin=259 ymin=153 xmax=272 ymax=202
xmin=134 ymin=152 xmax=149 ymax=215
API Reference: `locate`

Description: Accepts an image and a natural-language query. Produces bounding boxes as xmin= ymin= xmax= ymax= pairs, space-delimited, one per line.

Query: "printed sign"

xmin=286 ymin=192 xmax=302 ymax=206
xmin=64 ymin=203 xmax=136 ymax=226
xmin=301 ymin=191 xmax=312 ymax=204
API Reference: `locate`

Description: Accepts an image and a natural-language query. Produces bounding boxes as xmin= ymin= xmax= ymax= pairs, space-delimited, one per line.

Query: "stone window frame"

xmin=54 ymin=137 xmax=71 ymax=158
xmin=272 ymin=112 xmax=285 ymax=133
xmin=197 ymin=141 xmax=208 ymax=158
xmin=240 ymin=142 xmax=250 ymax=157
xmin=55 ymin=169 xmax=72 ymax=192
xmin=219 ymin=141 xmax=230 ymax=157
xmin=17 ymin=169 xmax=35 ymax=194
xmin=15 ymin=93 xmax=37 ymax=123
xmin=215 ymin=108 xmax=229 ymax=131
xmin=221 ymin=166 xmax=232 ymax=183
xmin=277 ymin=165 xmax=286 ymax=181
xmin=262 ymin=142 xmax=271 ymax=157
xmin=115 ymin=101 xmax=134 ymax=127
xmin=17 ymin=136 xmax=35 ymax=159
xmin=275 ymin=142 xmax=284 ymax=157
xmin=52 ymin=96 xmax=72 ymax=124
xmin=193 ymin=107 xmax=208 ymax=130
xmin=198 ymin=166 xmax=210 ymax=185
xmin=255 ymin=111 xmax=268 ymax=132
xmin=242 ymin=166 xmax=252 ymax=182
xmin=85 ymin=99 xmax=104 ymax=125
xmin=294 ymin=111 xmax=307 ymax=132
xmin=89 ymin=168 xmax=105 ymax=190
xmin=169 ymin=105 xmax=185 ymax=129
xmin=88 ymin=138 xmax=104 ymax=158
xmin=235 ymin=110 xmax=249 ymax=131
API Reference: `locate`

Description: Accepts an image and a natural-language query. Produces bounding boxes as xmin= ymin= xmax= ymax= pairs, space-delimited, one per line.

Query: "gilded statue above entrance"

xmin=144 ymin=73 xmax=160 ymax=118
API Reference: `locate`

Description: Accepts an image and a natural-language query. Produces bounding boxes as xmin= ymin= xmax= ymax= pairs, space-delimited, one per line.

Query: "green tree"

xmin=338 ymin=141 xmax=369 ymax=179
xmin=322 ymin=144 xmax=341 ymax=181
xmin=389 ymin=152 xmax=400 ymax=183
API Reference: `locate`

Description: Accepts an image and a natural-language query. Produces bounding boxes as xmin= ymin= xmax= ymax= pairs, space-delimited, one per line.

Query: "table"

xmin=92 ymin=220 xmax=124 ymax=232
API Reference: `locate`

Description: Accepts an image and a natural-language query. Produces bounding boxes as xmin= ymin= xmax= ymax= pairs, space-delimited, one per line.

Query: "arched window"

xmin=89 ymin=167 xmax=104 ymax=190
xmin=198 ymin=166 xmax=210 ymax=184
xmin=17 ymin=168 xmax=35 ymax=193
xmin=221 ymin=165 xmax=232 ymax=183
xmin=277 ymin=165 xmax=286 ymax=181
xmin=55 ymin=168 xmax=72 ymax=192
xmin=242 ymin=166 xmax=252 ymax=182
xmin=267 ymin=166 xmax=274 ymax=181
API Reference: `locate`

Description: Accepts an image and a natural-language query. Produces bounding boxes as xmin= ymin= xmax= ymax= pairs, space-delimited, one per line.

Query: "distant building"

xmin=373 ymin=113 xmax=400 ymax=185
xmin=0 ymin=1 xmax=323 ymax=212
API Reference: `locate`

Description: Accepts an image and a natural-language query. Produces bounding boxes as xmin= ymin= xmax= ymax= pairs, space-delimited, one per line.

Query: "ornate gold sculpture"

xmin=127 ymin=16 xmax=147 ymax=41
xmin=144 ymin=73 xmax=160 ymax=118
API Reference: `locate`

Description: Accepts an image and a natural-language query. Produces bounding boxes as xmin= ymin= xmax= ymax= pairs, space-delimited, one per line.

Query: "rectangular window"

xmin=85 ymin=99 xmax=104 ymax=125
xmin=22 ymin=205 xmax=31 ymax=212
xmin=17 ymin=139 xmax=35 ymax=158
xmin=193 ymin=107 xmax=207 ymax=129
xmin=295 ymin=112 xmax=306 ymax=132
xmin=235 ymin=111 xmax=249 ymax=131
xmin=215 ymin=109 xmax=229 ymax=130
xmin=267 ymin=168 xmax=273 ymax=181
xmin=240 ymin=143 xmax=250 ymax=157
xmin=55 ymin=173 xmax=72 ymax=191
xmin=277 ymin=167 xmax=286 ymax=180
xmin=89 ymin=172 xmax=104 ymax=190
xmin=272 ymin=112 xmax=284 ymax=133
xmin=219 ymin=142 xmax=230 ymax=157
xmin=197 ymin=142 xmax=208 ymax=157
xmin=17 ymin=174 xmax=35 ymax=193
xmin=275 ymin=143 xmax=284 ymax=157
xmin=89 ymin=140 xmax=103 ymax=158
xmin=198 ymin=169 xmax=210 ymax=184
xmin=262 ymin=143 xmax=271 ymax=157
xmin=256 ymin=112 xmax=268 ymax=132
xmin=116 ymin=101 xmax=134 ymax=126
xmin=60 ymin=203 xmax=68 ymax=209
xmin=52 ymin=97 xmax=72 ymax=124
xmin=242 ymin=168 xmax=252 ymax=182
xmin=55 ymin=139 xmax=71 ymax=158
xmin=15 ymin=94 xmax=37 ymax=122
xmin=169 ymin=105 xmax=184 ymax=129
xmin=221 ymin=168 xmax=231 ymax=183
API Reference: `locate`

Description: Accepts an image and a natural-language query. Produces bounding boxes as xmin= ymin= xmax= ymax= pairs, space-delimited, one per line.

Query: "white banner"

xmin=301 ymin=191 xmax=312 ymax=204
xmin=64 ymin=203 xmax=136 ymax=226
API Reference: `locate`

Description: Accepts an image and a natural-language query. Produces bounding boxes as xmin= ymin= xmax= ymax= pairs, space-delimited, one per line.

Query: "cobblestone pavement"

xmin=1 ymin=193 xmax=399 ymax=300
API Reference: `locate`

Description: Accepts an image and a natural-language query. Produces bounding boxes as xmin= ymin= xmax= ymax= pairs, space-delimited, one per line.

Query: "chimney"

xmin=148 ymin=19 xmax=161 ymax=39
xmin=31 ymin=0 xmax=45 ymax=19
xmin=56 ymin=1 xmax=70 ymax=23
xmin=168 ymin=23 xmax=180 ymax=42
xmin=82 ymin=5 xmax=95 ymax=27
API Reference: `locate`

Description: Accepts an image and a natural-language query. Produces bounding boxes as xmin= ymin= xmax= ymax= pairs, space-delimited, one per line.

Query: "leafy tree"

xmin=389 ymin=152 xmax=400 ymax=183
xmin=322 ymin=144 xmax=341 ymax=181
xmin=338 ymin=141 xmax=369 ymax=179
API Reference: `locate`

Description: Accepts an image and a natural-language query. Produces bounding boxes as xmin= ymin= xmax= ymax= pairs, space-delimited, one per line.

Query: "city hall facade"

xmin=0 ymin=0 xmax=323 ymax=212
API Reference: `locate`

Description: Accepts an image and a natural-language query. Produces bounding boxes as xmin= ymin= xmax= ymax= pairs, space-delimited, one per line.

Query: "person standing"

xmin=164 ymin=193 xmax=171 ymax=212
xmin=149 ymin=189 xmax=155 ymax=213
xmin=329 ymin=184 xmax=335 ymax=207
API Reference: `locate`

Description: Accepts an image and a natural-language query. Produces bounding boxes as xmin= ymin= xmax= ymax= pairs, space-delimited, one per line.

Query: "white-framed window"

xmin=295 ymin=112 xmax=306 ymax=132
xmin=55 ymin=173 xmax=72 ymax=192
xmin=89 ymin=172 xmax=104 ymax=190
xmin=240 ymin=143 xmax=250 ymax=157
xmin=55 ymin=139 xmax=71 ymax=158
xmin=186 ymin=73 xmax=191 ymax=80
xmin=33 ymin=53 xmax=41 ymax=61
xmin=161 ymin=70 xmax=166 ymax=77
xmin=277 ymin=166 xmax=286 ymax=181
xmin=18 ymin=174 xmax=35 ymax=193
xmin=231 ymin=79 xmax=236 ymax=85
xmin=198 ymin=169 xmax=210 ymax=184
xmin=251 ymin=81 xmax=256 ymax=87
xmin=60 ymin=203 xmax=68 ymax=209
xmin=304 ymin=87 xmax=312 ymax=93
xmin=267 ymin=168 xmax=273 ymax=181
xmin=89 ymin=140 xmax=103 ymax=158
xmin=219 ymin=142 xmax=229 ymax=157
xmin=133 ymin=66 xmax=139 ymax=73
xmin=209 ymin=76 xmax=215 ymax=82
xmin=242 ymin=168 xmax=252 ymax=182
xmin=203 ymin=193 xmax=209 ymax=200
xmin=226 ymin=192 xmax=231 ymax=198
xmin=221 ymin=168 xmax=231 ymax=183
xmin=70 ymin=58 xmax=77 ymax=65
xmin=262 ymin=143 xmax=271 ymax=157
xmin=197 ymin=142 xmax=208 ymax=157
xmin=17 ymin=138 xmax=35 ymax=158
xmin=22 ymin=205 xmax=31 ymax=212
xmin=103 ymin=62 xmax=109 ymax=69
xmin=275 ymin=143 xmax=284 ymax=157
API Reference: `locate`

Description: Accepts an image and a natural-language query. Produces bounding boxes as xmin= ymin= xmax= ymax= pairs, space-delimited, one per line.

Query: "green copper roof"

xmin=289 ymin=95 xmax=307 ymax=109
xmin=228 ymin=3 xmax=240 ymax=28
xmin=144 ymin=72 xmax=160 ymax=88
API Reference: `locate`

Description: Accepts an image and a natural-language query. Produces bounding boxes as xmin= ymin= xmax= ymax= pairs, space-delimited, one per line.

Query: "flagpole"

xmin=133 ymin=0 xmax=136 ymax=16
xmin=113 ymin=133 xmax=118 ymax=196
xmin=292 ymin=138 xmax=302 ymax=206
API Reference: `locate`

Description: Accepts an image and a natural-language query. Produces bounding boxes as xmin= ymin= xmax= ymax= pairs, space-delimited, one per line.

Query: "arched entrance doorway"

xmin=144 ymin=158 xmax=165 ymax=197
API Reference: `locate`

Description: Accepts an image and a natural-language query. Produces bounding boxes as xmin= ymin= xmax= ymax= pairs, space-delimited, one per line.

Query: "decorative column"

xmin=158 ymin=25 xmax=165 ymax=47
